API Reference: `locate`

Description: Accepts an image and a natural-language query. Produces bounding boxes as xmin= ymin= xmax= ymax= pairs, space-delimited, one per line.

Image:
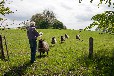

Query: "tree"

xmin=85 ymin=11 xmax=114 ymax=33
xmin=0 ymin=0 xmax=12 ymax=21
xmin=39 ymin=19 xmax=49 ymax=29
xmin=52 ymin=19 xmax=64 ymax=29
xmin=31 ymin=9 xmax=66 ymax=29
xmin=31 ymin=10 xmax=56 ymax=29
xmin=79 ymin=0 xmax=114 ymax=8
xmin=79 ymin=0 xmax=114 ymax=32
xmin=95 ymin=27 xmax=100 ymax=31
xmin=31 ymin=13 xmax=44 ymax=28
xmin=43 ymin=10 xmax=56 ymax=24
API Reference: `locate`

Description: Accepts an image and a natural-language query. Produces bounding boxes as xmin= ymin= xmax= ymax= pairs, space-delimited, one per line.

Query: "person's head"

xmin=30 ymin=21 xmax=35 ymax=27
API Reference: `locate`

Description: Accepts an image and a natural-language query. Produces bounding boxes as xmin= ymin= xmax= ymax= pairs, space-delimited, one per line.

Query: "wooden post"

xmin=4 ymin=36 xmax=9 ymax=60
xmin=89 ymin=37 xmax=93 ymax=58
xmin=0 ymin=35 xmax=5 ymax=59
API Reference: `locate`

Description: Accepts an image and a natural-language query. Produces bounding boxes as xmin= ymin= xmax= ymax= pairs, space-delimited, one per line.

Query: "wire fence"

xmin=0 ymin=29 xmax=30 ymax=60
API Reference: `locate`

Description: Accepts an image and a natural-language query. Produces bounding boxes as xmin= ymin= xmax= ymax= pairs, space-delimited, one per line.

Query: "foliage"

xmin=31 ymin=10 xmax=65 ymax=29
xmin=95 ymin=27 xmax=100 ymax=31
xmin=42 ymin=10 xmax=56 ymax=24
xmin=0 ymin=0 xmax=13 ymax=21
xmin=52 ymin=19 xmax=64 ymax=29
xmin=85 ymin=11 xmax=114 ymax=33
xmin=0 ymin=29 xmax=114 ymax=75
xmin=31 ymin=13 xmax=44 ymax=28
xmin=79 ymin=0 xmax=114 ymax=8
xmin=39 ymin=19 xmax=49 ymax=29
xmin=79 ymin=0 xmax=114 ymax=33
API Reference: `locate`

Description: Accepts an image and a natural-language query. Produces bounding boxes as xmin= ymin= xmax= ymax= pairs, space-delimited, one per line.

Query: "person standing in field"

xmin=27 ymin=21 xmax=39 ymax=63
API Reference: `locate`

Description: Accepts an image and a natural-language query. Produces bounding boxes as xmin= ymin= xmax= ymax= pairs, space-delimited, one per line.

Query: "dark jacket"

xmin=27 ymin=26 xmax=39 ymax=40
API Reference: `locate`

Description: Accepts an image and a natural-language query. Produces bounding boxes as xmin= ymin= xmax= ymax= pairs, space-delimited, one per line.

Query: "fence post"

xmin=4 ymin=36 xmax=9 ymax=60
xmin=89 ymin=37 xmax=93 ymax=58
xmin=0 ymin=35 xmax=5 ymax=59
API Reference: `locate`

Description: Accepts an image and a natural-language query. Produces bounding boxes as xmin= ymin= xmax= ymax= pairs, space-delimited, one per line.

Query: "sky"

xmin=0 ymin=0 xmax=114 ymax=30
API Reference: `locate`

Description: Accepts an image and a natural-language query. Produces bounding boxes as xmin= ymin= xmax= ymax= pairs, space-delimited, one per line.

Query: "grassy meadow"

xmin=0 ymin=29 xmax=114 ymax=76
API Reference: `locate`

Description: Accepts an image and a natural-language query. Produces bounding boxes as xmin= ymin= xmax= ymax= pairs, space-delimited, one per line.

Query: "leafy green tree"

xmin=43 ymin=10 xmax=56 ymax=24
xmin=39 ymin=19 xmax=49 ymax=29
xmin=79 ymin=0 xmax=114 ymax=32
xmin=31 ymin=10 xmax=56 ymax=29
xmin=79 ymin=0 xmax=114 ymax=7
xmin=95 ymin=27 xmax=100 ymax=31
xmin=31 ymin=13 xmax=44 ymax=28
xmin=52 ymin=19 xmax=64 ymax=29
xmin=85 ymin=11 xmax=114 ymax=33
xmin=0 ymin=0 xmax=12 ymax=21
xmin=31 ymin=10 xmax=66 ymax=29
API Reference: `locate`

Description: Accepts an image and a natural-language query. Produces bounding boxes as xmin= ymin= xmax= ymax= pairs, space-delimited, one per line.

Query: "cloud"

xmin=75 ymin=15 xmax=92 ymax=22
xmin=60 ymin=3 xmax=73 ymax=10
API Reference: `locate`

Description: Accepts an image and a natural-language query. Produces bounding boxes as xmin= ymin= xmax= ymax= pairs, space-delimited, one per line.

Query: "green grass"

xmin=0 ymin=29 xmax=114 ymax=76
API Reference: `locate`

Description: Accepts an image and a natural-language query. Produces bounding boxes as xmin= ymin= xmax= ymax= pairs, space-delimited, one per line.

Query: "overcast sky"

xmin=1 ymin=0 xmax=114 ymax=30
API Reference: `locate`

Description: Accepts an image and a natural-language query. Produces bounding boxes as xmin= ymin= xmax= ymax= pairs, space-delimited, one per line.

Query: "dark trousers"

xmin=29 ymin=39 xmax=37 ymax=63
